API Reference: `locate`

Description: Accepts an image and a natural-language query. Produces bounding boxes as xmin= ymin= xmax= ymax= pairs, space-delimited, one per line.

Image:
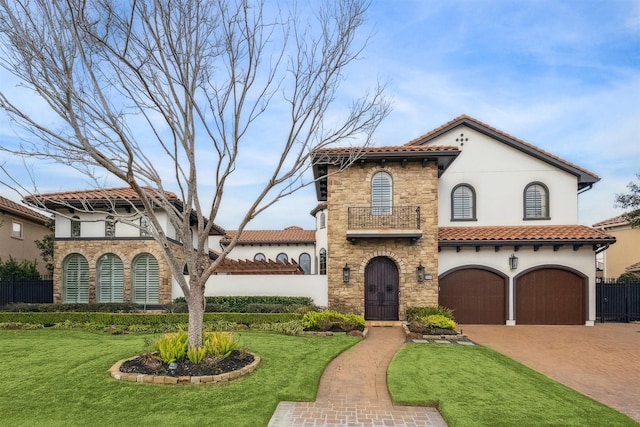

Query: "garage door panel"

xmin=439 ymin=269 xmax=506 ymax=325
xmin=516 ymin=269 xmax=585 ymax=325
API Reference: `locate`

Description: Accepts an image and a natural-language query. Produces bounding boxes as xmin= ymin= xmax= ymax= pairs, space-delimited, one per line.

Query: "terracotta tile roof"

xmin=438 ymin=225 xmax=614 ymax=243
xmin=24 ymin=186 xmax=178 ymax=202
xmin=314 ymin=145 xmax=458 ymax=155
xmin=405 ymin=114 xmax=600 ymax=182
xmin=626 ymin=261 xmax=640 ymax=272
xmin=221 ymin=226 xmax=315 ymax=244
xmin=592 ymin=213 xmax=630 ymax=227
xmin=212 ymin=255 xmax=303 ymax=275
xmin=0 ymin=195 xmax=49 ymax=224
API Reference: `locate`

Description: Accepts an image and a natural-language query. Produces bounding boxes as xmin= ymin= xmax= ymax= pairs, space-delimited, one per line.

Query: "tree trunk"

xmin=186 ymin=284 xmax=205 ymax=348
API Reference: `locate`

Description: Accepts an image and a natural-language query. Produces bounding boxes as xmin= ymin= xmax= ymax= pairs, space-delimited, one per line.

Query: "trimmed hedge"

xmin=0 ymin=303 xmax=141 ymax=313
xmin=0 ymin=312 xmax=300 ymax=327
xmin=171 ymin=296 xmax=314 ymax=312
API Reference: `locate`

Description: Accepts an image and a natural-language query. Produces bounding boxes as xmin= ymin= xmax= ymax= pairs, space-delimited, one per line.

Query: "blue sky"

xmin=1 ymin=0 xmax=639 ymax=230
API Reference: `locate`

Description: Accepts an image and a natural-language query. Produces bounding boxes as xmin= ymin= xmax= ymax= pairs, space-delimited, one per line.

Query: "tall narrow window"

xmin=524 ymin=182 xmax=549 ymax=220
xmin=62 ymin=253 xmax=89 ymax=303
xmin=71 ymin=216 xmax=81 ymax=238
xmin=105 ymin=215 xmax=116 ymax=237
xmin=451 ymin=184 xmax=476 ymax=221
xmin=319 ymin=212 xmax=326 ymax=229
xmin=319 ymin=248 xmax=327 ymax=275
xmin=299 ymin=253 xmax=311 ymax=274
xmin=132 ymin=253 xmax=159 ymax=304
xmin=97 ymin=253 xmax=124 ymax=303
xmin=371 ymin=171 xmax=392 ymax=215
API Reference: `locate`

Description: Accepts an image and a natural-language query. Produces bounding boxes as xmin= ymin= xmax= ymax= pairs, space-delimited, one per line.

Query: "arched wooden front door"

xmin=364 ymin=257 xmax=399 ymax=320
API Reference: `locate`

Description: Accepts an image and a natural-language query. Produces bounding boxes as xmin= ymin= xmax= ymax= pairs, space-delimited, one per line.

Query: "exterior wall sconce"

xmin=342 ymin=264 xmax=351 ymax=283
xmin=416 ymin=263 xmax=426 ymax=283
xmin=509 ymin=254 xmax=519 ymax=270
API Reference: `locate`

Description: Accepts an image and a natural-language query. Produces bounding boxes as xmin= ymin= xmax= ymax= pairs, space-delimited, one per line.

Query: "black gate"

xmin=364 ymin=257 xmax=399 ymax=321
xmin=596 ymin=279 xmax=640 ymax=323
xmin=0 ymin=276 xmax=54 ymax=306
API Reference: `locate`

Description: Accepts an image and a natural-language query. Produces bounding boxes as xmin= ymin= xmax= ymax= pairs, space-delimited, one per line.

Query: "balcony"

xmin=347 ymin=206 xmax=422 ymax=241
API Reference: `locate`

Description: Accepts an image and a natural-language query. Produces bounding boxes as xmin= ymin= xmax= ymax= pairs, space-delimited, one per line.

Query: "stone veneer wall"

xmin=326 ymin=161 xmax=440 ymax=320
xmin=54 ymin=238 xmax=173 ymax=304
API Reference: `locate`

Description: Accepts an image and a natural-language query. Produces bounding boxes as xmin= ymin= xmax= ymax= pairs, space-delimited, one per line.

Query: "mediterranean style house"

xmin=0 ymin=195 xmax=51 ymax=276
xmin=24 ymin=115 xmax=615 ymax=325
xmin=593 ymin=213 xmax=640 ymax=279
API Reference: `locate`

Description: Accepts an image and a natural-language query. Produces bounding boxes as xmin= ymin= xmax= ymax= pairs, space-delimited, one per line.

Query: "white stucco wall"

xmin=172 ymin=274 xmax=328 ymax=306
xmin=438 ymin=245 xmax=597 ymax=325
xmin=429 ymin=125 xmax=579 ymax=226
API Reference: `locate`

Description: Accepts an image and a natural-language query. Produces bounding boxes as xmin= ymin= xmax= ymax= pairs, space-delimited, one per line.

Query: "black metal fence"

xmin=348 ymin=206 xmax=420 ymax=230
xmin=596 ymin=279 xmax=640 ymax=323
xmin=0 ymin=276 xmax=54 ymax=306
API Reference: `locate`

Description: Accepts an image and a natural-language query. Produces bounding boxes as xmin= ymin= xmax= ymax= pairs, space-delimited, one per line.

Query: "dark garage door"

xmin=516 ymin=268 xmax=585 ymax=325
xmin=439 ymin=268 xmax=506 ymax=324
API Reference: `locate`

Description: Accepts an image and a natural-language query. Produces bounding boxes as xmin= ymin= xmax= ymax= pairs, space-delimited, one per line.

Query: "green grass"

xmin=0 ymin=329 xmax=359 ymax=427
xmin=388 ymin=343 xmax=639 ymax=427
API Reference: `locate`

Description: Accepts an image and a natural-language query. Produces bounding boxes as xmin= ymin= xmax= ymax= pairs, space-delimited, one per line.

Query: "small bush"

xmin=172 ymin=296 xmax=313 ymax=312
xmin=424 ymin=314 xmax=457 ymax=330
xmin=154 ymin=330 xmax=189 ymax=363
xmin=204 ymin=331 xmax=238 ymax=358
xmin=0 ymin=322 xmax=44 ymax=330
xmin=187 ymin=346 xmax=207 ymax=364
xmin=406 ymin=306 xmax=455 ymax=322
xmin=252 ymin=320 xmax=305 ymax=336
xmin=302 ymin=310 xmax=365 ymax=332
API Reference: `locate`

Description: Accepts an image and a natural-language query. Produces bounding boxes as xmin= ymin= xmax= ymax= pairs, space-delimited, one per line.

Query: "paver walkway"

xmin=268 ymin=326 xmax=447 ymax=426
xmin=463 ymin=323 xmax=640 ymax=423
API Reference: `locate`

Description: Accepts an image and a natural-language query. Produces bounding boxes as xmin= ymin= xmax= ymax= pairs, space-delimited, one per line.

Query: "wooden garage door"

xmin=516 ymin=269 xmax=585 ymax=325
xmin=439 ymin=269 xmax=506 ymax=324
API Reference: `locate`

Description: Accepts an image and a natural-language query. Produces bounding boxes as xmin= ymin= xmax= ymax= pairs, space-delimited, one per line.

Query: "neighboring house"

xmin=24 ymin=115 xmax=616 ymax=325
xmin=312 ymin=115 xmax=614 ymax=325
xmin=593 ymin=213 xmax=640 ymax=279
xmin=0 ymin=195 xmax=50 ymax=276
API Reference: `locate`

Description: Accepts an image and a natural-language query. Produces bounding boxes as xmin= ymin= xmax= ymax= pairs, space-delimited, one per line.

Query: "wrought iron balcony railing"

xmin=347 ymin=206 xmax=421 ymax=231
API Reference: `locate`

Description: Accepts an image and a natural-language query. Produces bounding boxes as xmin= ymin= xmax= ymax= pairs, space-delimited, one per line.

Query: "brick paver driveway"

xmin=463 ymin=323 xmax=640 ymax=423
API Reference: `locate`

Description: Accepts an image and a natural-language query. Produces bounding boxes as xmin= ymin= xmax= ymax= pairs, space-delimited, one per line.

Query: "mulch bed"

xmin=119 ymin=350 xmax=254 ymax=377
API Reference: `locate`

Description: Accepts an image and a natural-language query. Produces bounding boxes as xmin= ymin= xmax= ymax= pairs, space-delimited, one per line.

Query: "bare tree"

xmin=0 ymin=0 xmax=389 ymax=346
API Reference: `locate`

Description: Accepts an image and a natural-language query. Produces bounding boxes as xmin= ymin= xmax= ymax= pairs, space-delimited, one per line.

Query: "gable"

xmin=408 ymin=115 xmax=599 ymax=191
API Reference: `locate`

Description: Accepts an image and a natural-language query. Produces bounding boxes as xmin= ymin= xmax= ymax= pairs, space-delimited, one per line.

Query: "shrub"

xmin=406 ymin=306 xmax=455 ymax=322
xmin=204 ymin=331 xmax=238 ymax=358
xmin=154 ymin=330 xmax=189 ymax=363
xmin=302 ymin=310 xmax=364 ymax=332
xmin=187 ymin=346 xmax=207 ymax=364
xmin=0 ymin=322 xmax=44 ymax=330
xmin=0 ymin=303 xmax=141 ymax=313
xmin=252 ymin=320 xmax=305 ymax=336
xmin=617 ymin=272 xmax=640 ymax=284
xmin=171 ymin=296 xmax=313 ymax=312
xmin=424 ymin=314 xmax=457 ymax=330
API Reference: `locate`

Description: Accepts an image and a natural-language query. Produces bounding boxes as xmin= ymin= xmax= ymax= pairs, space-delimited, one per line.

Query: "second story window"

xmin=371 ymin=171 xmax=392 ymax=215
xmin=276 ymin=253 xmax=288 ymax=263
xmin=11 ymin=221 xmax=23 ymax=239
xmin=319 ymin=248 xmax=327 ymax=275
xmin=254 ymin=253 xmax=266 ymax=261
xmin=524 ymin=182 xmax=550 ymax=220
xmin=451 ymin=184 xmax=476 ymax=221
xmin=105 ymin=216 xmax=116 ymax=237
xmin=140 ymin=215 xmax=151 ymax=236
xmin=319 ymin=212 xmax=326 ymax=229
xmin=71 ymin=216 xmax=81 ymax=238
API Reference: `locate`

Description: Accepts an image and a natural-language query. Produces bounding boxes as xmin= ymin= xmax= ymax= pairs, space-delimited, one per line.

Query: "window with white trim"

xmin=11 ymin=221 xmax=23 ymax=239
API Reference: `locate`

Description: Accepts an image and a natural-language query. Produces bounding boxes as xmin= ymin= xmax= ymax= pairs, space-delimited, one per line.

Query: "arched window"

xmin=254 ymin=253 xmax=266 ymax=261
xmin=71 ymin=216 xmax=81 ymax=238
xmin=299 ymin=253 xmax=311 ymax=274
xmin=524 ymin=182 xmax=549 ymax=219
xmin=276 ymin=253 xmax=288 ymax=263
xmin=62 ymin=253 xmax=89 ymax=303
xmin=319 ymin=212 xmax=326 ymax=229
xmin=319 ymin=248 xmax=327 ymax=275
xmin=371 ymin=171 xmax=392 ymax=215
xmin=451 ymin=184 xmax=476 ymax=221
xmin=97 ymin=253 xmax=124 ymax=303
xmin=132 ymin=253 xmax=159 ymax=304
xmin=105 ymin=215 xmax=116 ymax=237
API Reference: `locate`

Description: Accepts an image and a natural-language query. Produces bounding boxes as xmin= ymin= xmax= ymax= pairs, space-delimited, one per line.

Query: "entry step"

xmin=366 ymin=321 xmax=404 ymax=327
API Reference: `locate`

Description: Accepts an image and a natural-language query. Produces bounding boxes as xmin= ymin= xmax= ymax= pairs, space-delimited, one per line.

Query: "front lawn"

xmin=388 ymin=343 xmax=638 ymax=427
xmin=0 ymin=329 xmax=359 ymax=426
